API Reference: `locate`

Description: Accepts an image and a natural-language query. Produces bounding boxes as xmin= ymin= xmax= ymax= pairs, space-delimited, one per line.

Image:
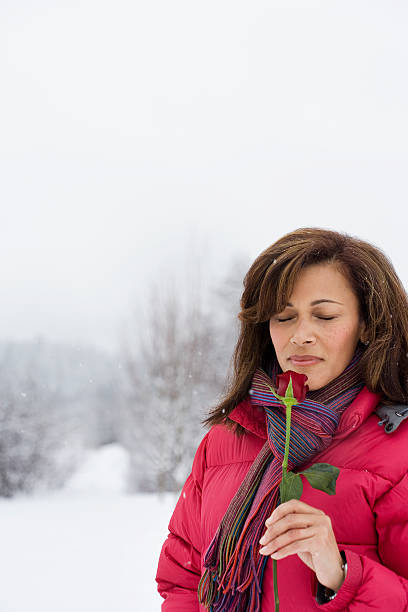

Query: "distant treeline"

xmin=0 ymin=253 xmax=249 ymax=496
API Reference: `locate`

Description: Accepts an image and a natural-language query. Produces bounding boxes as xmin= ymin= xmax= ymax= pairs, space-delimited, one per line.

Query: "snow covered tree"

xmin=0 ymin=338 xmax=121 ymax=497
xmin=119 ymin=246 xmax=224 ymax=492
xmin=118 ymin=248 xmax=251 ymax=493
xmin=209 ymin=251 xmax=251 ymax=388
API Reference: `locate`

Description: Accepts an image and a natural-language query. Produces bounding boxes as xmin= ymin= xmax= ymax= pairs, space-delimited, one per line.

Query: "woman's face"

xmin=269 ymin=262 xmax=367 ymax=391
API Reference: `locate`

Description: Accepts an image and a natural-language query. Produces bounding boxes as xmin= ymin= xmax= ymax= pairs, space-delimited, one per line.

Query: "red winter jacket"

xmin=156 ymin=386 xmax=408 ymax=610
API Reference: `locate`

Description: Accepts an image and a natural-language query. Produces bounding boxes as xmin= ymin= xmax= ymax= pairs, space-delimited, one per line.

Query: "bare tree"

xmin=209 ymin=251 xmax=251 ymax=388
xmin=0 ymin=338 xmax=120 ymax=497
xmin=118 ymin=243 xmax=251 ymax=493
xmin=119 ymin=247 xmax=223 ymax=492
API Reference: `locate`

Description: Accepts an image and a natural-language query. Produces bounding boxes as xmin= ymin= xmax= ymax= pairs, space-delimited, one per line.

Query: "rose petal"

xmin=276 ymin=370 xmax=309 ymax=402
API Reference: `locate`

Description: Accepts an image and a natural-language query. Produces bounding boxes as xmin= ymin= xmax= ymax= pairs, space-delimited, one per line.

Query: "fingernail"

xmin=259 ymin=546 xmax=267 ymax=554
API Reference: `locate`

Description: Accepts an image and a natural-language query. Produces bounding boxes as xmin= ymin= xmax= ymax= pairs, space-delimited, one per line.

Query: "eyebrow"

xmin=286 ymin=299 xmax=344 ymax=307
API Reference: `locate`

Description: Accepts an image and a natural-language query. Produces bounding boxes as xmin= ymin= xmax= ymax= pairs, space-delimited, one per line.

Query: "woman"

xmin=156 ymin=227 xmax=408 ymax=610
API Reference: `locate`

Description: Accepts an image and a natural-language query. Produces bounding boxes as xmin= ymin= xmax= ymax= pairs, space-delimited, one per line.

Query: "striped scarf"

xmin=198 ymin=345 xmax=365 ymax=611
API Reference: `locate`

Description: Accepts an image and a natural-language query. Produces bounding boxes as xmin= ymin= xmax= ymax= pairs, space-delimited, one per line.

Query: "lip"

xmin=289 ymin=355 xmax=323 ymax=366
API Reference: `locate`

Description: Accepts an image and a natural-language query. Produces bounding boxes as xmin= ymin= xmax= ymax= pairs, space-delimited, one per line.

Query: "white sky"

xmin=1 ymin=1 xmax=408 ymax=353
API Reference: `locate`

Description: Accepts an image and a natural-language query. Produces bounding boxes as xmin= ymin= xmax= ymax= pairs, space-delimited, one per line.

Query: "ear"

xmin=359 ymin=320 xmax=368 ymax=344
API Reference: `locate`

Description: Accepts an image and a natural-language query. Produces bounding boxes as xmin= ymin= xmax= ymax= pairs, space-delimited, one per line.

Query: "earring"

xmin=362 ymin=339 xmax=370 ymax=346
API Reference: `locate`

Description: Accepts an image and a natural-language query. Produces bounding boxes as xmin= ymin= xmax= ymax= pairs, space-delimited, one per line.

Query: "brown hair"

xmin=205 ymin=227 xmax=408 ymax=435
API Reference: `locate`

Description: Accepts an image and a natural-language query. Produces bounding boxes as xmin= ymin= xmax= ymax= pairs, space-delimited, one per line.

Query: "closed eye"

xmin=276 ymin=316 xmax=336 ymax=322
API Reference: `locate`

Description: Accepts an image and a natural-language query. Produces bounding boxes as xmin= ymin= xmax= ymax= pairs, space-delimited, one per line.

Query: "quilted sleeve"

xmin=313 ymin=472 xmax=408 ymax=609
xmin=155 ymin=431 xmax=209 ymax=611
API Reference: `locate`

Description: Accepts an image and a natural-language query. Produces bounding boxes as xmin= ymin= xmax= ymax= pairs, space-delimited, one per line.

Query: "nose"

xmin=290 ymin=317 xmax=317 ymax=346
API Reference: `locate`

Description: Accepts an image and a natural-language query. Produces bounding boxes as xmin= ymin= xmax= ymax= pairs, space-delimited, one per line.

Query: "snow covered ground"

xmin=0 ymin=445 xmax=179 ymax=612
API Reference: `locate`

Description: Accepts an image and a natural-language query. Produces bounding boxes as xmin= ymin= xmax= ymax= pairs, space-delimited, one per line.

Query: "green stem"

xmin=267 ymin=378 xmax=298 ymax=612
xmin=274 ymin=398 xmax=296 ymax=612
xmin=273 ymin=558 xmax=279 ymax=611
xmin=281 ymin=400 xmax=295 ymax=479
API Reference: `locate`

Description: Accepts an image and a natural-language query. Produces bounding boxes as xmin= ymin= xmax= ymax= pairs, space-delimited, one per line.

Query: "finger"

xmin=259 ymin=526 xmax=316 ymax=556
xmin=259 ymin=513 xmax=318 ymax=545
xmin=268 ymin=534 xmax=319 ymax=559
xmin=265 ymin=499 xmax=324 ymax=526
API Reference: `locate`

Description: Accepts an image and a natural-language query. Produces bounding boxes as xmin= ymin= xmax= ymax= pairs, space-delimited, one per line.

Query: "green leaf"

xmin=264 ymin=380 xmax=297 ymax=409
xmin=297 ymin=463 xmax=340 ymax=496
xmin=280 ymin=470 xmax=303 ymax=503
xmin=285 ymin=376 xmax=294 ymax=401
xmin=265 ymin=383 xmax=286 ymax=403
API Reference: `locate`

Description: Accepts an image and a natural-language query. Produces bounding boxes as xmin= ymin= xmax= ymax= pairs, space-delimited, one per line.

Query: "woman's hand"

xmin=259 ymin=499 xmax=345 ymax=592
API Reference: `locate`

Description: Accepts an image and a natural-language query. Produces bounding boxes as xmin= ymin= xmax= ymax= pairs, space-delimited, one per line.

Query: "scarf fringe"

xmin=199 ymin=485 xmax=280 ymax=611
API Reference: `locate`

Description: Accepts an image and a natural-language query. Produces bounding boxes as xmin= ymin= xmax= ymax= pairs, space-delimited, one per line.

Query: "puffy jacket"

xmin=156 ymin=386 xmax=408 ymax=610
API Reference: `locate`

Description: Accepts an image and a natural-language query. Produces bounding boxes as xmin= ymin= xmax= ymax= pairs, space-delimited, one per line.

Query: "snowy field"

xmin=0 ymin=445 xmax=178 ymax=612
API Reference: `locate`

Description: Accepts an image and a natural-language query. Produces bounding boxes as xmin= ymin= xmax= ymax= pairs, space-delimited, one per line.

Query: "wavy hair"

xmin=205 ymin=227 xmax=408 ymax=434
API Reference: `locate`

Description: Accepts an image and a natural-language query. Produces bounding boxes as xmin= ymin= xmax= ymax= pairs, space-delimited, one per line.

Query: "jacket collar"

xmin=334 ymin=386 xmax=383 ymax=439
xmin=229 ymin=397 xmax=267 ymax=438
xmin=229 ymin=386 xmax=383 ymax=440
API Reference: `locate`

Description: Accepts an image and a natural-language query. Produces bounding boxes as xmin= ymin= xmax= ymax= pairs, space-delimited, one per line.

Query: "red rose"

xmin=276 ymin=370 xmax=309 ymax=403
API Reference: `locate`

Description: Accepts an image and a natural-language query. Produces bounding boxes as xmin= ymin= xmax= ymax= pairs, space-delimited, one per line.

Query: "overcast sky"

xmin=1 ymin=1 xmax=407 ymax=353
